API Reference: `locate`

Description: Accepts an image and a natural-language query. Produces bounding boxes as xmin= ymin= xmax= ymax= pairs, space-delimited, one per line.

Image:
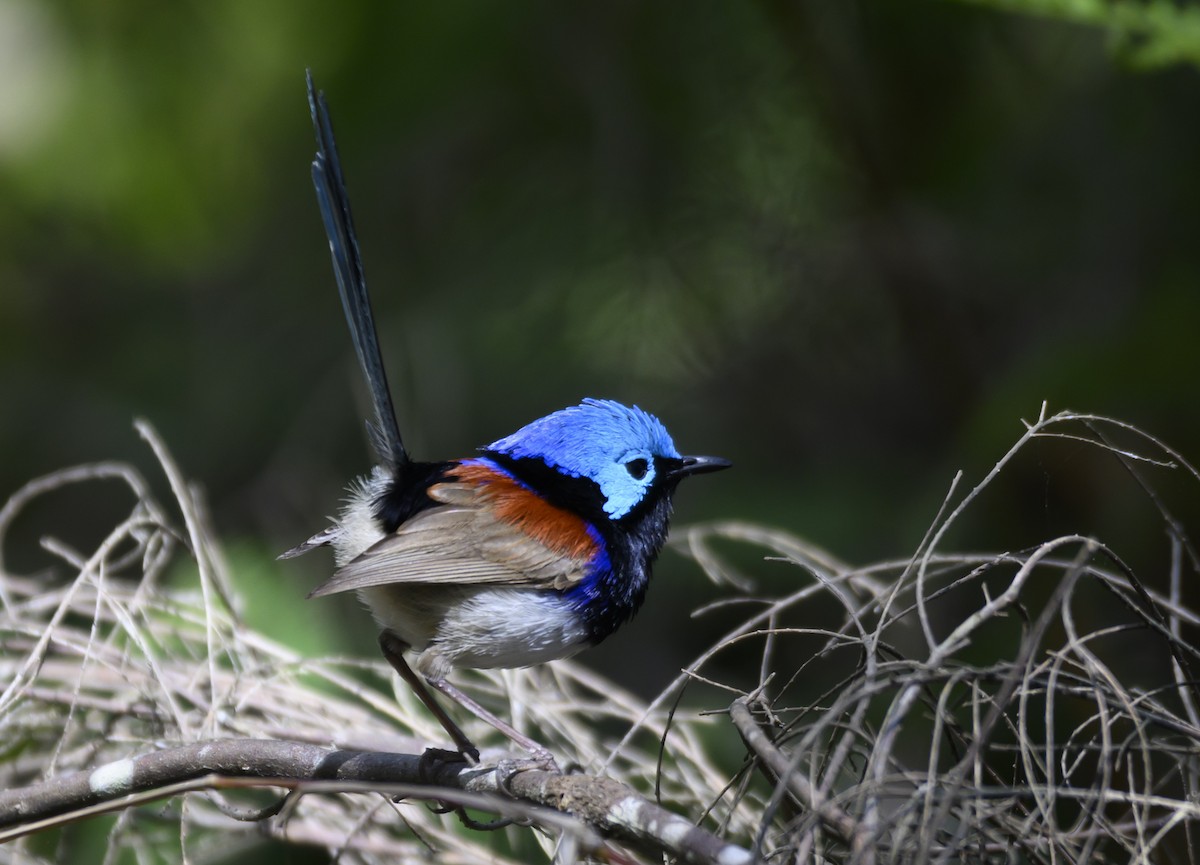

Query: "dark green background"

xmin=2 ymin=1 xmax=1198 ymax=687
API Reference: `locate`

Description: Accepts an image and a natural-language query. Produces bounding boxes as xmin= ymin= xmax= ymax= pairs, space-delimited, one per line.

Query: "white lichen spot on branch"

xmin=87 ymin=759 xmax=135 ymax=796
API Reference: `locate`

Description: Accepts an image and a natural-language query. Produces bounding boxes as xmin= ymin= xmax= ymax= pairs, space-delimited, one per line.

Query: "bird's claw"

xmin=527 ymin=747 xmax=561 ymax=774
xmin=495 ymin=750 xmax=562 ymax=793
xmin=417 ymin=746 xmax=477 ymax=783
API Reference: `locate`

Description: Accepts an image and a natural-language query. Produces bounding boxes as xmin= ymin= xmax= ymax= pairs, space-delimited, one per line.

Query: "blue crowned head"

xmin=484 ymin=398 xmax=682 ymax=520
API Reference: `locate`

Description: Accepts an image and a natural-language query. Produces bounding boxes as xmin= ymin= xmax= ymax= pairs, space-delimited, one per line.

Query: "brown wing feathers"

xmin=307 ymin=463 xmax=598 ymax=598
xmin=444 ymin=463 xmax=598 ymax=560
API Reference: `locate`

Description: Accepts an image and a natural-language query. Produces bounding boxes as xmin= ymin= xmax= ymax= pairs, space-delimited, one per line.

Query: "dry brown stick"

xmin=0 ymin=738 xmax=751 ymax=865
xmin=729 ymin=696 xmax=862 ymax=850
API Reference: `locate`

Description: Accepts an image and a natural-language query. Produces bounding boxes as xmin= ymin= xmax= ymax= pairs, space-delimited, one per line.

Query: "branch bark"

xmin=0 ymin=738 xmax=751 ymax=865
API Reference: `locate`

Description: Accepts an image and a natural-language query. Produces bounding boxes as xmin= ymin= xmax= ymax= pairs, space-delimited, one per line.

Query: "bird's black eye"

xmin=625 ymin=458 xmax=649 ymax=480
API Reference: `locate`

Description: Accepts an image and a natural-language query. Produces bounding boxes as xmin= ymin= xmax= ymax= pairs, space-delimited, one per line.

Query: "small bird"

xmin=285 ymin=73 xmax=729 ymax=764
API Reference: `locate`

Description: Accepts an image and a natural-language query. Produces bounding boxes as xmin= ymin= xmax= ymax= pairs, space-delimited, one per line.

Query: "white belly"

xmin=359 ymin=584 xmax=590 ymax=680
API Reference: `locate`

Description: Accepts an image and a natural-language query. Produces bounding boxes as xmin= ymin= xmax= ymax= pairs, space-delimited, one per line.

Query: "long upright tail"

xmin=306 ymin=70 xmax=408 ymax=471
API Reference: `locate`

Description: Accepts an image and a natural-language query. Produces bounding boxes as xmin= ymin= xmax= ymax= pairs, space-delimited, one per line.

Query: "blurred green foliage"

xmin=1 ymin=0 xmax=1198 ymax=696
xmin=954 ymin=0 xmax=1200 ymax=68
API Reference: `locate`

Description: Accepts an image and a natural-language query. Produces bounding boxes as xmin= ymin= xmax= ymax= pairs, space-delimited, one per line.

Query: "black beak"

xmin=667 ymin=455 xmax=732 ymax=480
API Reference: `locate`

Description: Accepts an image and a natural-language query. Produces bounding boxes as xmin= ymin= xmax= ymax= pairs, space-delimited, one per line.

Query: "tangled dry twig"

xmin=664 ymin=404 xmax=1200 ymax=863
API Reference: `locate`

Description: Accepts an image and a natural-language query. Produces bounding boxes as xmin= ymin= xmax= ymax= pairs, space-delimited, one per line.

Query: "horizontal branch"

xmin=0 ymin=738 xmax=750 ymax=865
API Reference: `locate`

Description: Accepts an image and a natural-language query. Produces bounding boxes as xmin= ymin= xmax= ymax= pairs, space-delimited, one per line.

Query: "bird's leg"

xmin=378 ymin=632 xmax=558 ymax=770
xmin=377 ymin=631 xmax=479 ymax=763
xmin=427 ymin=676 xmax=559 ymax=772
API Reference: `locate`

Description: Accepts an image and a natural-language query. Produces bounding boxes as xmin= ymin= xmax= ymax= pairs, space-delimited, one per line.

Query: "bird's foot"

xmin=417 ymin=746 xmax=477 ymax=783
xmin=494 ymin=754 xmax=562 ymax=797
xmin=511 ymin=744 xmax=561 ymax=775
xmin=449 ymin=736 xmax=481 ymax=766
